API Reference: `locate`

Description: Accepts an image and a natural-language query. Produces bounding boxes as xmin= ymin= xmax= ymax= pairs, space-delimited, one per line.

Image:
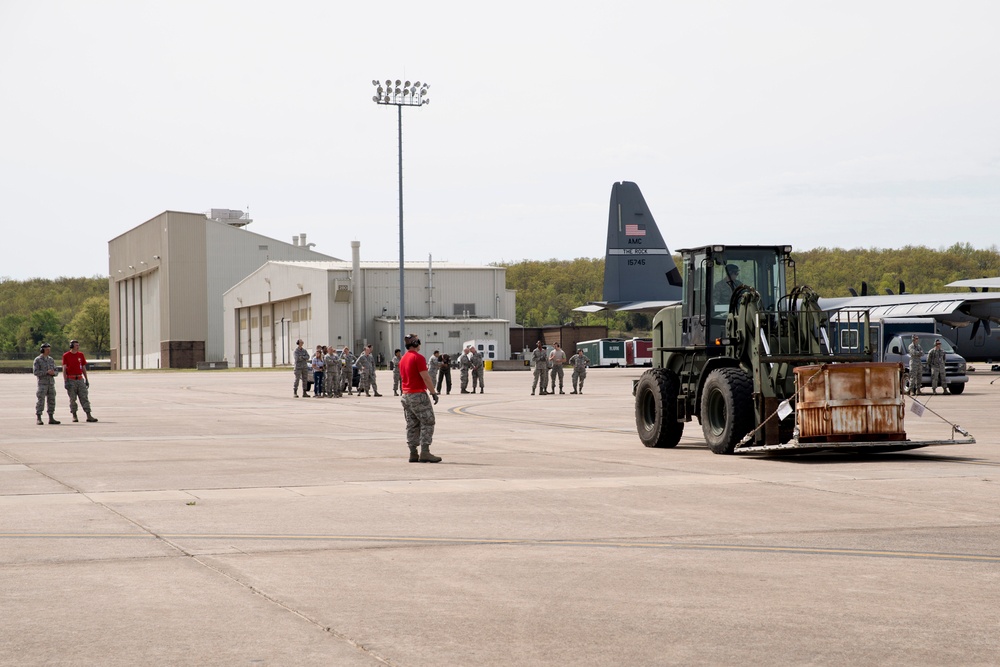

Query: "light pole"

xmin=372 ymin=78 xmax=430 ymax=353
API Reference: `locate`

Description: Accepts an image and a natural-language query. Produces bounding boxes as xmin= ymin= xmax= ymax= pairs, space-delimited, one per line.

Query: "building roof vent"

xmin=208 ymin=208 xmax=252 ymax=228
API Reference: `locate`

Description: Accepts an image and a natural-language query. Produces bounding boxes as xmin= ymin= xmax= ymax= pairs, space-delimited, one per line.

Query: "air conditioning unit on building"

xmin=334 ymin=281 xmax=352 ymax=303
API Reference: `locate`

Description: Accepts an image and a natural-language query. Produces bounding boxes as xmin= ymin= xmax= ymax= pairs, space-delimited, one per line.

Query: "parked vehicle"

xmin=832 ymin=317 xmax=968 ymax=394
xmin=624 ymin=338 xmax=652 ymax=367
xmin=577 ymin=338 xmax=626 ymax=368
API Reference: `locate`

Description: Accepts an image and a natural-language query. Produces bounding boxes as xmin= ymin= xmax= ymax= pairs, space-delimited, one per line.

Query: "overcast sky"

xmin=1 ymin=1 xmax=998 ymax=280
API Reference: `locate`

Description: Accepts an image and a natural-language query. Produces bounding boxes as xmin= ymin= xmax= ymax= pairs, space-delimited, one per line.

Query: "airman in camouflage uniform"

xmin=33 ymin=343 xmax=60 ymax=424
xmin=399 ymin=334 xmax=441 ymax=463
xmin=390 ymin=349 xmax=402 ymax=396
xmin=926 ymin=339 xmax=948 ymax=394
xmin=459 ymin=346 xmax=472 ymax=394
xmin=470 ymin=348 xmax=485 ymax=394
xmin=357 ymin=345 xmax=382 ymax=397
xmin=428 ymin=350 xmax=442 ymax=390
xmin=548 ymin=342 xmax=567 ymax=394
xmin=569 ymin=349 xmax=590 ymax=394
xmin=530 ymin=341 xmax=549 ymax=396
xmin=907 ymin=334 xmax=924 ymax=396
xmin=323 ymin=346 xmax=338 ymax=397
xmin=292 ymin=339 xmax=310 ymax=397
xmin=328 ymin=347 xmax=343 ymax=397
xmin=340 ymin=347 xmax=357 ymax=395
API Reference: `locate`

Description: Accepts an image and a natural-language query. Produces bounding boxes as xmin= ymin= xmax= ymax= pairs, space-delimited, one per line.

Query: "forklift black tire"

xmin=948 ymin=382 xmax=965 ymax=395
xmin=635 ymin=369 xmax=684 ymax=448
xmin=701 ymin=367 xmax=754 ymax=454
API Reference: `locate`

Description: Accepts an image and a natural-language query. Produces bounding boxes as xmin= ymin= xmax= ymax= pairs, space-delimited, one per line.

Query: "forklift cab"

xmin=678 ymin=245 xmax=792 ymax=347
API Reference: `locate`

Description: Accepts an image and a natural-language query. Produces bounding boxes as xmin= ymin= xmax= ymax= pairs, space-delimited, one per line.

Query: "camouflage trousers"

xmin=393 ymin=369 xmax=401 ymax=393
xmin=572 ymin=369 xmax=586 ymax=392
xmin=909 ymin=362 xmax=923 ymax=394
xmin=532 ymin=366 xmax=548 ymax=392
xmin=549 ymin=365 xmax=564 ymax=390
xmin=359 ymin=368 xmax=377 ymax=394
xmin=65 ymin=378 xmax=92 ymax=415
xmin=35 ymin=382 xmax=56 ymax=416
xmin=471 ymin=369 xmax=484 ymax=391
xmin=401 ymin=393 xmax=435 ymax=447
xmin=460 ymin=369 xmax=469 ymax=392
xmin=293 ymin=367 xmax=310 ymax=394
xmin=930 ymin=366 xmax=946 ymax=391
xmin=328 ymin=368 xmax=343 ymax=396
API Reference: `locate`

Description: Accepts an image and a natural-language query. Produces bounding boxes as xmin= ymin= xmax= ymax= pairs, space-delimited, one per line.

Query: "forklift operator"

xmin=713 ymin=263 xmax=743 ymax=304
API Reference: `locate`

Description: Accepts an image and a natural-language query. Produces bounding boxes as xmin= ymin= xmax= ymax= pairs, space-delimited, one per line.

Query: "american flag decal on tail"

xmin=625 ymin=223 xmax=646 ymax=237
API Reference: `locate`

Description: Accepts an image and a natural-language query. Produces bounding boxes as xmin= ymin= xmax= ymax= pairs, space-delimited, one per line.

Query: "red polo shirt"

xmin=399 ymin=350 xmax=428 ymax=394
xmin=62 ymin=350 xmax=88 ymax=377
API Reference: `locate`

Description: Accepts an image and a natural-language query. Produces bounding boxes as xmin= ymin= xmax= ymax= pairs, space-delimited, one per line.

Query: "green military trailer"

xmin=577 ymin=338 xmax=626 ymax=368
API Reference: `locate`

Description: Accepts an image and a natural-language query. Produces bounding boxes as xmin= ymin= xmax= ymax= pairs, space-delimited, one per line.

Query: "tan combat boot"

xmin=418 ymin=445 xmax=442 ymax=463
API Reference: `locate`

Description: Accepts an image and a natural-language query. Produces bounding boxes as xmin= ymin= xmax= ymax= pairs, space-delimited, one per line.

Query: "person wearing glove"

xmin=61 ymin=340 xmax=97 ymax=423
xmin=33 ymin=343 xmax=60 ymax=425
xmin=398 ymin=333 xmax=442 ymax=463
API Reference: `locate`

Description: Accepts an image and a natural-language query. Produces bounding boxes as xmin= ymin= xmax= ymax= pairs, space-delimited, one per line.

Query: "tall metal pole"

xmin=397 ymin=104 xmax=405 ymax=353
xmin=372 ymin=79 xmax=430 ymax=355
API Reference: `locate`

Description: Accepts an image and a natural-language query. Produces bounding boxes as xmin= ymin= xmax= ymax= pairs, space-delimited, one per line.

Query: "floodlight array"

xmin=372 ymin=79 xmax=430 ymax=106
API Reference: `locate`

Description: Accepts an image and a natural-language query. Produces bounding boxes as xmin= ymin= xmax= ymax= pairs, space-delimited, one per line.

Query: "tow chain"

xmin=904 ymin=393 xmax=973 ymax=439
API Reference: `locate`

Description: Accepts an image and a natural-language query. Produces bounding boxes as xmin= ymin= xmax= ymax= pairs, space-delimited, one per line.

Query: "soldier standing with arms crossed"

xmin=907 ymin=334 xmax=924 ymax=396
xmin=399 ymin=334 xmax=441 ymax=463
xmin=33 ymin=343 xmax=59 ymax=424
xmin=62 ymin=339 xmax=97 ymax=422
xmin=569 ymin=348 xmax=589 ymax=394
xmin=293 ymin=339 xmax=310 ymax=397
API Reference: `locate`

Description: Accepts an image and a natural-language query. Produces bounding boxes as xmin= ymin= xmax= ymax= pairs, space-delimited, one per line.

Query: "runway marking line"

xmin=2 ymin=532 xmax=998 ymax=563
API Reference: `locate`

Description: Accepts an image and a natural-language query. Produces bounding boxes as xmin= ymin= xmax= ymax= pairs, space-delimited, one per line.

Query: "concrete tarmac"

xmin=1 ymin=367 xmax=998 ymax=666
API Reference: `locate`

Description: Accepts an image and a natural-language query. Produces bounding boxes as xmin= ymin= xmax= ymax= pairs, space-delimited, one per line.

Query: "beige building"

xmin=108 ymin=210 xmax=334 ymax=369
xmin=223 ymin=242 xmax=515 ymax=366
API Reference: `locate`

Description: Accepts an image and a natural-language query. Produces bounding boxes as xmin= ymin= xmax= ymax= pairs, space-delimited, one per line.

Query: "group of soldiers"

xmin=291 ymin=339 xmax=592 ymax=400
xmin=293 ymin=340 xmax=384 ymax=398
xmin=415 ymin=345 xmax=487 ymax=395
xmin=530 ymin=341 xmax=589 ymax=396
xmin=907 ymin=334 xmax=950 ymax=395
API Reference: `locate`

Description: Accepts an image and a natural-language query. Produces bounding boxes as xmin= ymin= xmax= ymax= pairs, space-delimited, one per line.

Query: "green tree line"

xmin=499 ymin=243 xmax=1000 ymax=330
xmin=0 ymin=277 xmax=109 ymax=358
xmin=3 ymin=244 xmax=998 ymax=358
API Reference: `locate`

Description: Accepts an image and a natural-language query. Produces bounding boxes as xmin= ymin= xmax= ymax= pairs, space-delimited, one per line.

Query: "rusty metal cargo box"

xmin=794 ymin=363 xmax=905 ymax=443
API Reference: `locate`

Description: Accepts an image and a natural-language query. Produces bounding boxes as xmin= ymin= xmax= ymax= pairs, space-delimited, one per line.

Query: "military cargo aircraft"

xmin=577 ymin=181 xmax=1000 ymax=361
xmin=574 ymin=181 xmax=682 ymax=314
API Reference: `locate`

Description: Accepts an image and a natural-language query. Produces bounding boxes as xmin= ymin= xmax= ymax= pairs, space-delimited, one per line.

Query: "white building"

xmin=108 ymin=210 xmax=335 ymax=369
xmin=223 ymin=241 xmax=514 ymax=366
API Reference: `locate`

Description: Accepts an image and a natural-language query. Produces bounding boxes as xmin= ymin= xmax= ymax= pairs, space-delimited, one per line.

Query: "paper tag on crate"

xmin=776 ymin=400 xmax=793 ymax=421
xmin=909 ymin=400 xmax=925 ymax=418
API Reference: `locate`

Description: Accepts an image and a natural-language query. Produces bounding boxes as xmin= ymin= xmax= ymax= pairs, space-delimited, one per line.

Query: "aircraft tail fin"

xmin=602 ymin=181 xmax=682 ymax=305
